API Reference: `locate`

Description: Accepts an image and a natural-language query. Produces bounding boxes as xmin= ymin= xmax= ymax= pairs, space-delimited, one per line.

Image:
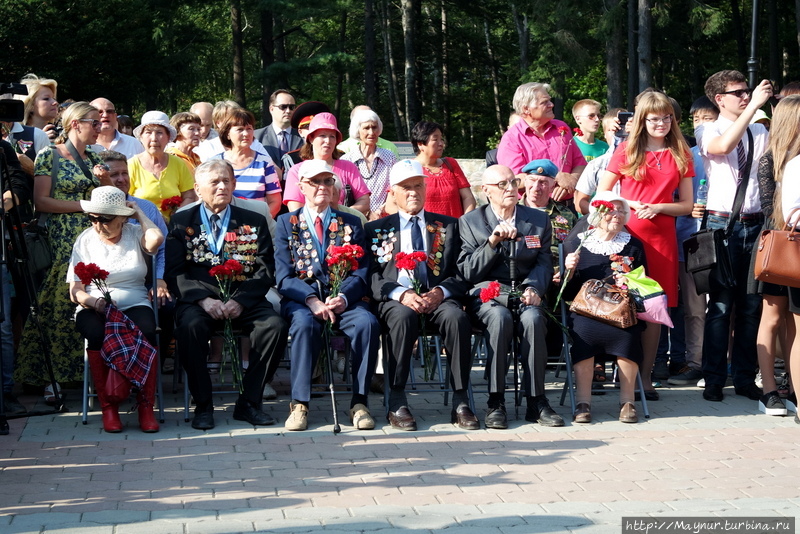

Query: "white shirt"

xmin=7 ymin=122 xmax=50 ymax=157
xmin=388 ymin=210 xmax=450 ymax=301
xmin=782 ymin=155 xmax=800 ymax=226
xmin=695 ymin=117 xmax=768 ymax=214
xmin=91 ymin=131 xmax=144 ymax=160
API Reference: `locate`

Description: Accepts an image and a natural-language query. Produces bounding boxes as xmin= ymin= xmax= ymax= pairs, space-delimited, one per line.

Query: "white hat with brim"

xmin=589 ymin=190 xmax=631 ymax=224
xmin=389 ymin=159 xmax=426 ymax=187
xmin=133 ymin=110 xmax=178 ymax=142
xmin=80 ymin=186 xmax=135 ymax=217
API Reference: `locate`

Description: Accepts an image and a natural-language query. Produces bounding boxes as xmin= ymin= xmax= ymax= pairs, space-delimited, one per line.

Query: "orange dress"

xmin=607 ymin=143 xmax=694 ymax=306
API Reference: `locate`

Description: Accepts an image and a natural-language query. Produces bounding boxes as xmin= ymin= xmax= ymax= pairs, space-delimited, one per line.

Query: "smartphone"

xmin=616 ymin=111 xmax=633 ymax=138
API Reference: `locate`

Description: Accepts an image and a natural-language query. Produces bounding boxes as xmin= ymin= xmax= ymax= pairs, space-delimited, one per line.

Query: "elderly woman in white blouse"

xmin=341 ymin=109 xmax=397 ymax=220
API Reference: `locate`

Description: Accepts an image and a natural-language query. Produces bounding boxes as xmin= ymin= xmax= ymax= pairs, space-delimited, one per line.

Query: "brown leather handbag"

xmin=754 ymin=215 xmax=800 ymax=288
xmin=570 ymin=277 xmax=638 ymax=329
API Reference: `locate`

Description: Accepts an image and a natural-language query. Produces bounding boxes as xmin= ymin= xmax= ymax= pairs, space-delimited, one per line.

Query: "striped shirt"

xmin=212 ymin=151 xmax=281 ymax=201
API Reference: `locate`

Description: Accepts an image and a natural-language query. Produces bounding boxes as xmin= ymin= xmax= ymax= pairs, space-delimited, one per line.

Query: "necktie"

xmin=210 ymin=214 xmax=220 ymax=241
xmin=736 ymin=139 xmax=747 ymax=183
xmin=279 ymin=130 xmax=288 ymax=154
xmin=410 ymin=216 xmax=428 ymax=287
xmin=314 ymin=216 xmax=324 ymax=244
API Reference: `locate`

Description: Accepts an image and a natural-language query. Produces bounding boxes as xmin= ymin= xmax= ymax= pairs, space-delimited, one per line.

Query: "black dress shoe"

xmin=526 ymin=396 xmax=564 ymax=427
xmin=703 ymin=383 xmax=724 ymax=402
xmin=634 ymin=390 xmax=660 ymax=401
xmin=191 ymin=409 xmax=215 ymax=430
xmin=233 ymin=400 xmax=276 ymax=426
xmin=387 ymin=406 xmax=417 ymax=431
xmin=484 ymin=404 xmax=508 ymax=429
xmin=734 ymin=383 xmax=763 ymax=401
xmin=451 ymin=404 xmax=480 ymax=430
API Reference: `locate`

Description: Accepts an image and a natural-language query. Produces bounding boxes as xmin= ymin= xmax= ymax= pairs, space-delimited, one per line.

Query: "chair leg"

xmin=635 ymin=370 xmax=650 ymax=419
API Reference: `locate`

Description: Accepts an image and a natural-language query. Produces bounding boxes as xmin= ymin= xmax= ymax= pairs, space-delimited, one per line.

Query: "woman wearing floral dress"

xmin=16 ymin=102 xmax=107 ymax=399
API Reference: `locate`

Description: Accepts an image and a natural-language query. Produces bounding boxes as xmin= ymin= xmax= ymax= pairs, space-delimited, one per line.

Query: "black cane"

xmin=316 ymin=280 xmax=341 ymax=434
xmin=507 ymin=239 xmax=523 ymax=414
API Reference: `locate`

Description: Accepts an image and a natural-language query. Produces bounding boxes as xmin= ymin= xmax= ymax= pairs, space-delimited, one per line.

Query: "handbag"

xmin=753 ymin=213 xmax=800 ymax=288
xmin=23 ymin=147 xmax=60 ymax=277
xmin=569 ymin=277 xmax=638 ymax=329
xmin=683 ymin=130 xmax=754 ymax=295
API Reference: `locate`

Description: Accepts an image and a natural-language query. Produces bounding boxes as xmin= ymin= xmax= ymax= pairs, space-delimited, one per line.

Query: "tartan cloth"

xmin=101 ymin=303 xmax=156 ymax=389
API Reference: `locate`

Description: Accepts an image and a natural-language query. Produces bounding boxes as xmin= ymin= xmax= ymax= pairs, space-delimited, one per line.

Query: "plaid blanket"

xmin=101 ymin=303 xmax=156 ymax=389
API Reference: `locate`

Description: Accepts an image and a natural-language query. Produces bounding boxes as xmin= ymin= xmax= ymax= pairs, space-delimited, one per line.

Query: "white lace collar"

xmin=577 ymin=230 xmax=631 ymax=255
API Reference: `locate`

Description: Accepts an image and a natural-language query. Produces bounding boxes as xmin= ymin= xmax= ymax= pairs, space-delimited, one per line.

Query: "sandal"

xmin=44 ymin=382 xmax=61 ymax=405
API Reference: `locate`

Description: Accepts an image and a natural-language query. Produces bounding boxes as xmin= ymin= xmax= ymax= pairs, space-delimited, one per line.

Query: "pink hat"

xmin=306 ymin=112 xmax=342 ymax=145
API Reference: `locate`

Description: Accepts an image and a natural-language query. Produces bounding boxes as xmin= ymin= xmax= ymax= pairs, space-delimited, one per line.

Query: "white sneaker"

xmin=697 ymin=378 xmax=706 ymax=388
xmin=285 ymin=402 xmax=308 ymax=431
xmin=263 ymin=382 xmax=277 ymax=400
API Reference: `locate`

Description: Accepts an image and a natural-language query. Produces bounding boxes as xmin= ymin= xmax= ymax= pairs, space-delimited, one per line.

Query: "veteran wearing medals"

xmin=165 ymin=159 xmax=289 ymax=430
xmin=458 ymin=164 xmax=564 ymax=429
xmin=275 ymin=160 xmax=380 ymax=431
xmin=365 ymin=160 xmax=476 ymax=430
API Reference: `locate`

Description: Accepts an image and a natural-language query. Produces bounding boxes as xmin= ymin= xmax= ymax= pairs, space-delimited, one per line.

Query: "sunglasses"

xmin=719 ymin=88 xmax=752 ymax=99
xmin=301 ymin=177 xmax=336 ymax=187
xmin=275 ymin=104 xmax=296 ymax=111
xmin=87 ymin=214 xmax=115 ymax=224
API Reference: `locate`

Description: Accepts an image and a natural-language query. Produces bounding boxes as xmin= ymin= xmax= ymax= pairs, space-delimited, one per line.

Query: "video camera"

xmin=0 ymin=82 xmax=29 ymax=123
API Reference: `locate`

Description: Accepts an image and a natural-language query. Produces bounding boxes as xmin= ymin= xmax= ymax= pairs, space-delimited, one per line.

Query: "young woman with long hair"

xmin=598 ymin=91 xmax=695 ymax=398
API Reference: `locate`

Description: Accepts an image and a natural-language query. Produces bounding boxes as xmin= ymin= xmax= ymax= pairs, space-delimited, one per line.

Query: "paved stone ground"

xmin=1 ymin=366 xmax=799 ymax=534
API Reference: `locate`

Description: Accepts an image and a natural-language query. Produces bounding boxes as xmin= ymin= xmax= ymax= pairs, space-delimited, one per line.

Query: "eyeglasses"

xmin=301 ymin=177 xmax=335 ymax=188
xmin=645 ymin=115 xmax=672 ymax=125
xmin=87 ymin=214 xmax=115 ymax=224
xmin=719 ymin=88 xmax=752 ymax=99
xmin=604 ymin=210 xmax=627 ymax=218
xmin=79 ymin=119 xmax=102 ymax=129
xmin=98 ymin=109 xmax=116 ymax=115
xmin=578 ymin=113 xmax=601 ymax=120
xmin=275 ymin=104 xmax=296 ymax=111
xmin=487 ymin=179 xmax=521 ymax=190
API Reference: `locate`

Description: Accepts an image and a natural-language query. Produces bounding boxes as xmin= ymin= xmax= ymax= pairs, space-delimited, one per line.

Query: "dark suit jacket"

xmin=274 ymin=208 xmax=369 ymax=306
xmin=254 ymin=125 xmax=303 ymax=169
xmin=165 ymin=204 xmax=273 ymax=310
xmin=365 ymin=211 xmax=468 ymax=302
xmin=458 ymin=204 xmax=553 ymax=300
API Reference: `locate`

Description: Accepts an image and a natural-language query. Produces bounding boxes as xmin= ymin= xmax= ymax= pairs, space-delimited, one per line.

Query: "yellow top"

xmin=128 ymin=153 xmax=194 ymax=217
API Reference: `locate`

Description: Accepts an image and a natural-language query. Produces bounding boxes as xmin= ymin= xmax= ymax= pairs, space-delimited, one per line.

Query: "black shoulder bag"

xmin=683 ymin=130 xmax=754 ymax=295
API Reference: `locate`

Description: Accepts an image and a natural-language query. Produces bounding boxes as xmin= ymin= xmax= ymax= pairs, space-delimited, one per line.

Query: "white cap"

xmin=389 ymin=159 xmax=426 ymax=187
xmin=298 ymin=159 xmax=336 ymax=181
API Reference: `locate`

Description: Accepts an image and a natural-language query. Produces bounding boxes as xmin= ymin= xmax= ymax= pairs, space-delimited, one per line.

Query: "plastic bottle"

xmin=696 ymin=179 xmax=708 ymax=205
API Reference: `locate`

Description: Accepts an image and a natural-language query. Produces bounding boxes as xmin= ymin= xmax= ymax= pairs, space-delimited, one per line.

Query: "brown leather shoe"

xmin=387 ymin=406 xmax=417 ymax=431
xmin=619 ymin=402 xmax=638 ymax=423
xmin=573 ymin=402 xmax=592 ymax=424
xmin=451 ymin=404 xmax=480 ymax=430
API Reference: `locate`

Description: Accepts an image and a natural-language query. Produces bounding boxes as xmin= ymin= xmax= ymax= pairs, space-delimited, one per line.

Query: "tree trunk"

xmin=364 ymin=0 xmax=378 ymax=110
xmin=274 ymin=15 xmax=289 ymax=89
xmin=424 ymin=3 xmax=441 ymax=117
xmin=483 ymin=17 xmax=503 ymax=133
xmin=730 ymin=0 xmax=747 ymax=70
xmin=605 ymin=0 xmax=624 ymax=109
xmin=335 ymin=11 xmax=347 ymax=119
xmin=259 ymin=8 xmax=274 ymax=126
xmin=441 ymin=1 xmax=451 ymax=136
xmin=627 ymin=0 xmax=637 ymax=109
xmin=401 ymin=0 xmax=420 ymax=136
xmin=767 ymin=0 xmax=779 ymax=84
xmin=381 ymin=0 xmax=405 ymax=139
xmin=510 ymin=2 xmax=530 ymax=73
xmin=230 ymin=0 xmax=245 ymax=107
xmin=637 ymin=0 xmax=652 ymax=92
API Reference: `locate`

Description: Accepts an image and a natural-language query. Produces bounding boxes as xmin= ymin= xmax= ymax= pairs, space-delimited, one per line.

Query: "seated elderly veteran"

xmin=520 ymin=158 xmax=577 ymax=256
xmin=458 ymin=164 xmax=563 ymax=429
xmin=275 ymin=159 xmax=379 ymax=431
xmin=68 ymin=186 xmax=164 ymax=433
xmin=366 ymin=160 xmax=476 ymax=430
xmin=165 ymin=159 xmax=288 ymax=430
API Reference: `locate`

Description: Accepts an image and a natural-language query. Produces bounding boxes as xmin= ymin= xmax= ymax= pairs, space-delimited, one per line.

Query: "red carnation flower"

xmin=480 ymin=281 xmax=502 ymax=303
xmin=590 ymin=199 xmax=616 ymax=211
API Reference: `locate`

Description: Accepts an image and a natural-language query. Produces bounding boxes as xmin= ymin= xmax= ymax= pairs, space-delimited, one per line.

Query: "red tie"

xmin=314 ymin=216 xmax=324 ymax=244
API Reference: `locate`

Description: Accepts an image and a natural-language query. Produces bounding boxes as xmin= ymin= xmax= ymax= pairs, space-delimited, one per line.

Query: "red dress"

xmin=607 ymin=143 xmax=694 ymax=307
xmin=422 ymin=157 xmax=472 ymax=218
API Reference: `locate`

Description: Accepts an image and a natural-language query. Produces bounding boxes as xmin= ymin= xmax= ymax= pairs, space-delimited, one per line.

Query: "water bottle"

xmin=696 ymin=179 xmax=708 ymax=205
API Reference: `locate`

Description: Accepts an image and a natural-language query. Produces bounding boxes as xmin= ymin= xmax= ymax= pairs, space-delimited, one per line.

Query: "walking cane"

xmin=316 ymin=280 xmax=341 ymax=434
xmin=508 ymin=238 xmax=523 ymax=416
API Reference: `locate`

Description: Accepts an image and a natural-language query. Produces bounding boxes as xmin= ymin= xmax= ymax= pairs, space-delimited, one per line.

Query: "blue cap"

xmin=520 ymin=159 xmax=558 ymax=178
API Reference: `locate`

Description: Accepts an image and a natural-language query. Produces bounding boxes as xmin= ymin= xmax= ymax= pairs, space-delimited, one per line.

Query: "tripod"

xmin=0 ymin=146 xmax=65 ymax=435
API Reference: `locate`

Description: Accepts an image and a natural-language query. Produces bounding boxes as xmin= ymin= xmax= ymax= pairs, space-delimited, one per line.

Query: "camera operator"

xmin=1 ymin=138 xmax=32 ymax=414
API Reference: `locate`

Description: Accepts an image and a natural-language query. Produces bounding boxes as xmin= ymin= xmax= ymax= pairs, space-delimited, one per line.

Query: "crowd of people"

xmin=1 ymin=68 xmax=798 ymax=432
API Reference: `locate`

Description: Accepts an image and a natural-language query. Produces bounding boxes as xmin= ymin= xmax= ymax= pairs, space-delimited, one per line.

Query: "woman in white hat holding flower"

xmin=128 ymin=111 xmax=197 ymax=218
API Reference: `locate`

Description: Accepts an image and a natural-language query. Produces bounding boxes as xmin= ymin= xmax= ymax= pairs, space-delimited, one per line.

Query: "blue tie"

xmin=410 ymin=216 xmax=428 ymax=287
xmin=210 ymin=214 xmax=220 ymax=241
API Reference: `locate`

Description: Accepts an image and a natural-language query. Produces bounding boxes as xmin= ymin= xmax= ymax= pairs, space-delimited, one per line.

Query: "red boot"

xmin=86 ymin=350 xmax=122 ymax=433
xmin=136 ymin=355 xmax=160 ymax=433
